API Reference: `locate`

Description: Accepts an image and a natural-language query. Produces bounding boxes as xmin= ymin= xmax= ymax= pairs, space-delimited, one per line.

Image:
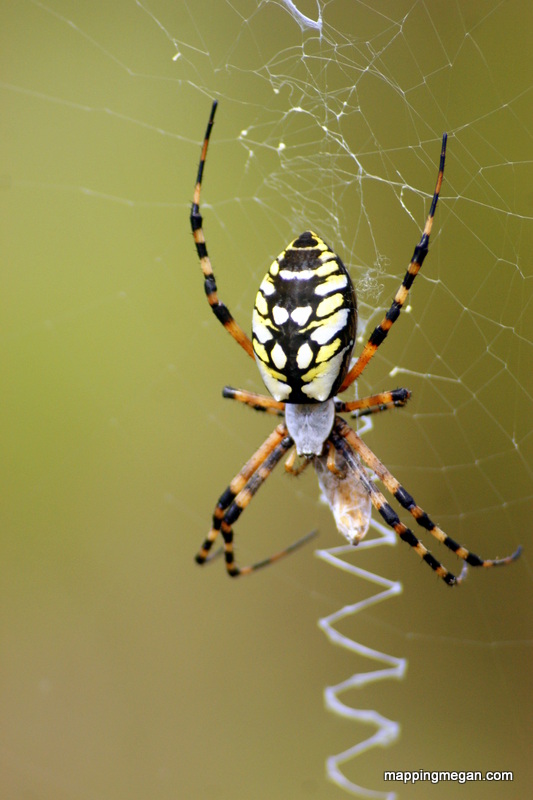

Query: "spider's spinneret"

xmin=252 ymin=231 xmax=357 ymax=404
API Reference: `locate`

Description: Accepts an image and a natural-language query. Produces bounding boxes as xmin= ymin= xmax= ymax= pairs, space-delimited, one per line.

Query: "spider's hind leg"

xmin=339 ymin=134 xmax=447 ymax=393
xmin=190 ymin=101 xmax=255 ymax=360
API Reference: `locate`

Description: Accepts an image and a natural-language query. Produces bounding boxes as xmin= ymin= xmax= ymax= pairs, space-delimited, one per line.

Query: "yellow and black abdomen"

xmin=252 ymin=231 xmax=357 ymax=403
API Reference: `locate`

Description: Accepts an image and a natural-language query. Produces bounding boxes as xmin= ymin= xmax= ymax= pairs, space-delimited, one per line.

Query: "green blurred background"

xmin=2 ymin=1 xmax=531 ymax=798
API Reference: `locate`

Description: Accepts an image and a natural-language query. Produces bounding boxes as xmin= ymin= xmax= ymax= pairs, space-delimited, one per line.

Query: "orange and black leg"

xmin=223 ymin=386 xmax=410 ymax=419
xmin=195 ymin=423 xmax=315 ymax=576
xmin=195 ymin=425 xmax=288 ymax=566
xmin=329 ymin=421 xmax=466 ymax=585
xmin=335 ymin=388 xmax=411 ymax=418
xmin=334 ymin=418 xmax=521 ymax=584
xmin=222 ymin=386 xmax=285 ymax=416
xmin=340 ymin=134 xmax=447 ymax=392
xmin=190 ymin=100 xmax=255 ymax=359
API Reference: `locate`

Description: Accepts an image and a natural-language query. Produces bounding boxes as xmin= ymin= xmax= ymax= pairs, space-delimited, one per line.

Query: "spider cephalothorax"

xmin=189 ymin=100 xmax=521 ymax=584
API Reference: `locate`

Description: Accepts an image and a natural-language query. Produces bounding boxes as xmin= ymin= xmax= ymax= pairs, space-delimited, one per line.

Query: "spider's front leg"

xmin=333 ymin=418 xmax=521 ymax=585
xmin=195 ymin=422 xmax=315 ymax=576
xmin=328 ymin=422 xmax=464 ymax=585
xmin=195 ymin=425 xmax=287 ymax=567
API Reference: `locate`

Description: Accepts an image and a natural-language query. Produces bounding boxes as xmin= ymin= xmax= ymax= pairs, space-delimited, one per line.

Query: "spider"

xmin=189 ymin=100 xmax=521 ymax=585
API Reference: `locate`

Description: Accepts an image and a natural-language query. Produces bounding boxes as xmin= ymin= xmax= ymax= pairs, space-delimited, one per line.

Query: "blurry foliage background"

xmin=1 ymin=1 xmax=532 ymax=798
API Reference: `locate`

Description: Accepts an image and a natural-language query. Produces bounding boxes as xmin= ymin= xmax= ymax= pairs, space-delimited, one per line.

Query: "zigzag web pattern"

xmin=316 ymin=522 xmax=405 ymax=800
xmin=315 ymin=411 xmax=405 ymax=799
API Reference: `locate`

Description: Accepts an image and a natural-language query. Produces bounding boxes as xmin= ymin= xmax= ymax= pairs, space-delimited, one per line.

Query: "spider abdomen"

xmin=252 ymin=231 xmax=357 ymax=403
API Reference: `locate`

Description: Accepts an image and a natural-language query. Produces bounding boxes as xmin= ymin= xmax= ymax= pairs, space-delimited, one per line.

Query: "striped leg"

xmin=339 ymin=134 xmax=447 ymax=393
xmin=336 ymin=419 xmax=521 ymax=582
xmin=195 ymin=425 xmax=287 ymax=565
xmin=329 ymin=422 xmax=465 ymax=585
xmin=335 ymin=388 xmax=411 ymax=417
xmin=222 ymin=386 xmax=285 ymax=416
xmin=195 ymin=423 xmax=316 ymax=576
xmin=190 ymin=101 xmax=255 ymax=359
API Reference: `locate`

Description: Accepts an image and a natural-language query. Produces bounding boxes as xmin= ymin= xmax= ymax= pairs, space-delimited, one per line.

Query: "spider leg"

xmin=329 ymin=421 xmax=464 ymax=585
xmin=190 ymin=101 xmax=255 ymax=360
xmin=222 ymin=386 xmax=285 ymax=416
xmin=195 ymin=424 xmax=287 ymax=565
xmin=335 ymin=418 xmax=521 ymax=582
xmin=339 ymin=134 xmax=447 ymax=392
xmin=336 ymin=388 xmax=411 ymax=417
xmin=195 ymin=423 xmax=316 ymax=576
xmin=221 ymin=433 xmax=317 ymax=576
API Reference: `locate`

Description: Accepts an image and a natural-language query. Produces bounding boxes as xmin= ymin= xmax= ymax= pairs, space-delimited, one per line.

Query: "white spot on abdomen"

xmin=291 ymin=306 xmax=312 ymax=325
xmin=296 ymin=342 xmax=313 ymax=369
xmin=271 ymin=342 xmax=287 ymax=369
xmin=272 ymin=306 xmax=289 ymax=325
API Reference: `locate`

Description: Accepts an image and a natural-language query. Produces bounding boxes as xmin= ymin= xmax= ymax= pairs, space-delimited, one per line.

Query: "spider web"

xmin=2 ymin=1 xmax=532 ymax=799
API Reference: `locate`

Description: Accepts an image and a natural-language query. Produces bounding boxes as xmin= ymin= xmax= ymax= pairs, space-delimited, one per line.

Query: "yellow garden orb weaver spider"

xmin=189 ymin=100 xmax=521 ymax=585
